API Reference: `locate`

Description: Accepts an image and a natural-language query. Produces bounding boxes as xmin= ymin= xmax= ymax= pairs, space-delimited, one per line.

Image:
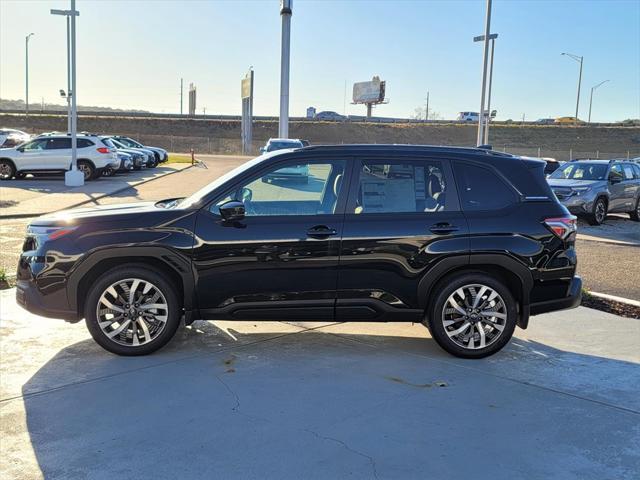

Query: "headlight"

xmin=572 ymin=187 xmax=591 ymax=196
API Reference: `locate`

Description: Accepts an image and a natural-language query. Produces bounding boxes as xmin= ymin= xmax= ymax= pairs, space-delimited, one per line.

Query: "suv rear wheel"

xmin=0 ymin=159 xmax=15 ymax=180
xmin=427 ymin=273 xmax=517 ymax=359
xmin=77 ymin=160 xmax=96 ymax=181
xmin=629 ymin=197 xmax=640 ymax=222
xmin=588 ymin=197 xmax=607 ymax=225
xmin=84 ymin=266 xmax=181 ymax=356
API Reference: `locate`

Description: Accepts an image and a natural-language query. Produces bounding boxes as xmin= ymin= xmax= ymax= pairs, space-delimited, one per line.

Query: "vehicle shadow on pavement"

xmin=10 ymin=320 xmax=640 ymax=480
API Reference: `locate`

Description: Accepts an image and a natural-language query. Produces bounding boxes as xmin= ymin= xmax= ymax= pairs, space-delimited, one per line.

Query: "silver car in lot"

xmin=547 ymin=159 xmax=640 ymax=225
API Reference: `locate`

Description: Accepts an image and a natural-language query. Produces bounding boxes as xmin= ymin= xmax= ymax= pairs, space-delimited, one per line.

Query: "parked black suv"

xmin=16 ymin=145 xmax=581 ymax=358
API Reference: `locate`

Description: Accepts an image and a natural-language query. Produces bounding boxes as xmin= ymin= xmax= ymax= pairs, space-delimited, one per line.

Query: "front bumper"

xmin=16 ymin=254 xmax=78 ymax=321
xmin=530 ymin=275 xmax=582 ymax=316
xmin=16 ymin=279 xmax=77 ymax=321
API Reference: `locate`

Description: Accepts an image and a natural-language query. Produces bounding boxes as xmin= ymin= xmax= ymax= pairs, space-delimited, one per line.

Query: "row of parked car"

xmin=0 ymin=130 xmax=168 ymax=181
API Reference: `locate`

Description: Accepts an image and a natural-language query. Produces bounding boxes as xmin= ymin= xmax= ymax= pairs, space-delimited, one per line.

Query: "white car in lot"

xmin=0 ymin=128 xmax=31 ymax=148
xmin=0 ymin=134 xmax=119 ymax=181
xmin=456 ymin=112 xmax=480 ymax=122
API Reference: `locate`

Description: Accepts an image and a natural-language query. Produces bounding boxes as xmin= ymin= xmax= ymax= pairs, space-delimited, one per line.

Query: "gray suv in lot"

xmin=548 ymin=160 xmax=640 ymax=225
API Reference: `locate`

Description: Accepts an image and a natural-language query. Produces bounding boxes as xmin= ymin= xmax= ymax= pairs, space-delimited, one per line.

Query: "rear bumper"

xmin=530 ymin=275 xmax=582 ymax=316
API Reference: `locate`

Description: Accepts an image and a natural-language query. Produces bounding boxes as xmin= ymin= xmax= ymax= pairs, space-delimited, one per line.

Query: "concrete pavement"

xmin=0 ymin=163 xmax=192 ymax=219
xmin=1 ymin=288 xmax=638 ymax=480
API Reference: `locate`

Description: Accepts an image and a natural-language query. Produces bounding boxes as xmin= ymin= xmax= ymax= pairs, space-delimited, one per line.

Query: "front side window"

xmin=609 ymin=164 xmax=624 ymax=181
xmin=213 ymin=159 xmax=346 ymax=216
xmin=352 ymin=159 xmax=450 ymax=213
xmin=22 ymin=139 xmax=48 ymax=151
xmin=453 ymin=162 xmax=517 ymax=211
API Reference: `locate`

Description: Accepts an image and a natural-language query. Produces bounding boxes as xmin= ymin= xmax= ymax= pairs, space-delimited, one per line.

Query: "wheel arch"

xmin=68 ymin=247 xmax=195 ymax=323
xmin=418 ymin=254 xmax=533 ymax=329
xmin=0 ymin=157 xmax=17 ymax=170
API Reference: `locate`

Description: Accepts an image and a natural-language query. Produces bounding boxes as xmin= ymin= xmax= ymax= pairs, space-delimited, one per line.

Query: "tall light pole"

xmin=474 ymin=32 xmax=498 ymax=144
xmin=25 ymin=33 xmax=34 ymax=116
xmin=52 ymin=2 xmax=82 ymax=186
xmin=425 ymin=91 xmax=429 ymax=121
xmin=51 ymin=8 xmax=78 ymax=134
xmin=588 ymin=80 xmax=609 ymax=123
xmin=561 ymin=52 xmax=583 ymax=126
xmin=180 ymin=78 xmax=183 ymax=115
xmin=476 ymin=0 xmax=492 ymax=146
xmin=279 ymin=0 xmax=292 ymax=138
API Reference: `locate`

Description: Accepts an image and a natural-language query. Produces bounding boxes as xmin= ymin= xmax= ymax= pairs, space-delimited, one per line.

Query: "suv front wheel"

xmin=588 ymin=197 xmax=607 ymax=226
xmin=84 ymin=266 xmax=182 ymax=355
xmin=427 ymin=273 xmax=517 ymax=359
xmin=629 ymin=197 xmax=640 ymax=222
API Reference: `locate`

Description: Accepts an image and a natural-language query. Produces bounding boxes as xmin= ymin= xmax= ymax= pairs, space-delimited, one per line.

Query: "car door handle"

xmin=307 ymin=225 xmax=338 ymax=238
xmin=429 ymin=223 xmax=459 ymax=235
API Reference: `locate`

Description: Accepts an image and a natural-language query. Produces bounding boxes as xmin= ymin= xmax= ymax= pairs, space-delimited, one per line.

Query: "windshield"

xmin=550 ymin=162 xmax=608 ymax=181
xmin=267 ymin=140 xmax=302 ymax=152
xmin=177 ymin=152 xmax=282 ymax=209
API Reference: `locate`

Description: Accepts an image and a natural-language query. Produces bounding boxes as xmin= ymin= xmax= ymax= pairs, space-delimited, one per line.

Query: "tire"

xmin=84 ymin=266 xmax=182 ymax=356
xmin=102 ymin=167 xmax=115 ymax=177
xmin=147 ymin=159 xmax=158 ymax=168
xmin=587 ymin=197 xmax=607 ymax=226
xmin=0 ymin=159 xmax=16 ymax=180
xmin=426 ymin=272 xmax=517 ymax=359
xmin=629 ymin=197 xmax=640 ymax=222
xmin=77 ymin=160 xmax=96 ymax=181
xmin=133 ymin=165 xmax=142 ymax=171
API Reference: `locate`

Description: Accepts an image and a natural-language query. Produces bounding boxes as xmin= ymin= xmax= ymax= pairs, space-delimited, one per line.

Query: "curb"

xmin=577 ymin=234 xmax=640 ymax=247
xmin=588 ymin=291 xmax=640 ymax=308
xmin=0 ymin=164 xmax=193 ymax=220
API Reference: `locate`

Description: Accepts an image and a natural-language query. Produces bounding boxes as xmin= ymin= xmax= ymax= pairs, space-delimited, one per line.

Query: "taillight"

xmin=544 ymin=215 xmax=577 ymax=239
xmin=97 ymin=147 xmax=110 ymax=154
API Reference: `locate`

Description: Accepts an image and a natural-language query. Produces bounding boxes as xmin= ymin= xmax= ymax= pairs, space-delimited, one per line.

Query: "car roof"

xmin=299 ymin=143 xmax=517 ymax=158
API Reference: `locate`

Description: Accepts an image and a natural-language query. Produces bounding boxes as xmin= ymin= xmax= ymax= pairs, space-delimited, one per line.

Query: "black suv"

xmin=16 ymin=145 xmax=581 ymax=358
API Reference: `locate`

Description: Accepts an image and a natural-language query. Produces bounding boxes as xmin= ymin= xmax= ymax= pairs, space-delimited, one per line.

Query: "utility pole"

xmin=25 ymin=33 xmax=34 ymax=116
xmin=476 ymin=0 xmax=492 ymax=145
xmin=425 ymin=91 xmax=429 ymax=121
xmin=561 ymin=52 xmax=583 ymax=126
xmin=484 ymin=36 xmax=496 ymax=144
xmin=63 ymin=0 xmax=83 ymax=186
xmin=180 ymin=78 xmax=183 ymax=115
xmin=66 ymin=16 xmax=71 ymax=132
xmin=279 ymin=0 xmax=292 ymax=138
xmin=588 ymin=80 xmax=609 ymax=123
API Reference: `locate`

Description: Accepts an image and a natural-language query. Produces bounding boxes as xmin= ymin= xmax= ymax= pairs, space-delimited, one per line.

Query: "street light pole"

xmin=66 ymin=16 xmax=71 ymax=132
xmin=425 ymin=91 xmax=429 ymax=121
xmin=25 ymin=33 xmax=34 ymax=116
xmin=474 ymin=32 xmax=498 ymax=144
xmin=484 ymin=37 xmax=496 ymax=144
xmin=279 ymin=0 xmax=292 ymax=139
xmin=52 ymin=2 xmax=82 ymax=186
xmin=476 ymin=0 xmax=492 ymax=146
xmin=588 ymin=80 xmax=610 ymax=123
xmin=561 ymin=52 xmax=583 ymax=126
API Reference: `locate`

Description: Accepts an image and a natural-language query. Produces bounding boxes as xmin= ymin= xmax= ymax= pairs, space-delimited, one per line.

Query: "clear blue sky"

xmin=1 ymin=0 xmax=638 ymax=121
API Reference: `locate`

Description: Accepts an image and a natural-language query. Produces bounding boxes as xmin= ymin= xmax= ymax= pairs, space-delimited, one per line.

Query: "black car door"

xmin=192 ymin=156 xmax=349 ymax=320
xmin=336 ymin=155 xmax=469 ymax=320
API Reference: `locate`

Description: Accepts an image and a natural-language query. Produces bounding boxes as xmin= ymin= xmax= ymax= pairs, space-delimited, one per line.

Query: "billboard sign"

xmin=353 ymin=76 xmax=386 ymax=104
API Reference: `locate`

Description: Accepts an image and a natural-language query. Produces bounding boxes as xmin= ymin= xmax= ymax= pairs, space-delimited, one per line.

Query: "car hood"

xmin=31 ymin=201 xmax=165 ymax=226
xmin=547 ymin=179 xmax=603 ymax=188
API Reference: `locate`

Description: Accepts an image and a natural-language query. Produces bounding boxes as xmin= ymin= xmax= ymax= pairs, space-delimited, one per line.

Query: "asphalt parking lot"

xmin=0 ymin=288 xmax=638 ymax=479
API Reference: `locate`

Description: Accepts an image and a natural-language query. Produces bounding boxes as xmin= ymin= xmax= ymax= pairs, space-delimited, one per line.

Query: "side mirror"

xmin=609 ymin=174 xmax=622 ymax=184
xmin=219 ymin=200 xmax=245 ymax=221
xmin=17 ymin=147 xmax=25 ymax=153
xmin=259 ymin=147 xmax=266 ymax=154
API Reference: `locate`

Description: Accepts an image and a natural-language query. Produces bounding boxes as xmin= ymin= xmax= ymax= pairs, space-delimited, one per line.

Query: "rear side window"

xmin=46 ymin=138 xmax=71 ymax=149
xmin=453 ymin=162 xmax=517 ymax=211
xmin=77 ymin=139 xmax=94 ymax=148
xmin=352 ymin=159 xmax=453 ymax=213
xmin=622 ymin=165 xmax=634 ymax=180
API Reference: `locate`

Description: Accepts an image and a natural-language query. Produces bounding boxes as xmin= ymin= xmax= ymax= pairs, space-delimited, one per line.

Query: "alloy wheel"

xmin=78 ymin=163 xmax=92 ymax=180
xmin=96 ymin=278 xmax=169 ymax=347
xmin=0 ymin=163 xmax=12 ymax=179
xmin=441 ymin=284 xmax=507 ymax=350
xmin=595 ymin=200 xmax=606 ymax=223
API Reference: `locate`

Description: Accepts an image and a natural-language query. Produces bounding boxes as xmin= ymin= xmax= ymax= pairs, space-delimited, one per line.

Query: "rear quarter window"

xmin=77 ymin=139 xmax=94 ymax=148
xmin=453 ymin=162 xmax=517 ymax=211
